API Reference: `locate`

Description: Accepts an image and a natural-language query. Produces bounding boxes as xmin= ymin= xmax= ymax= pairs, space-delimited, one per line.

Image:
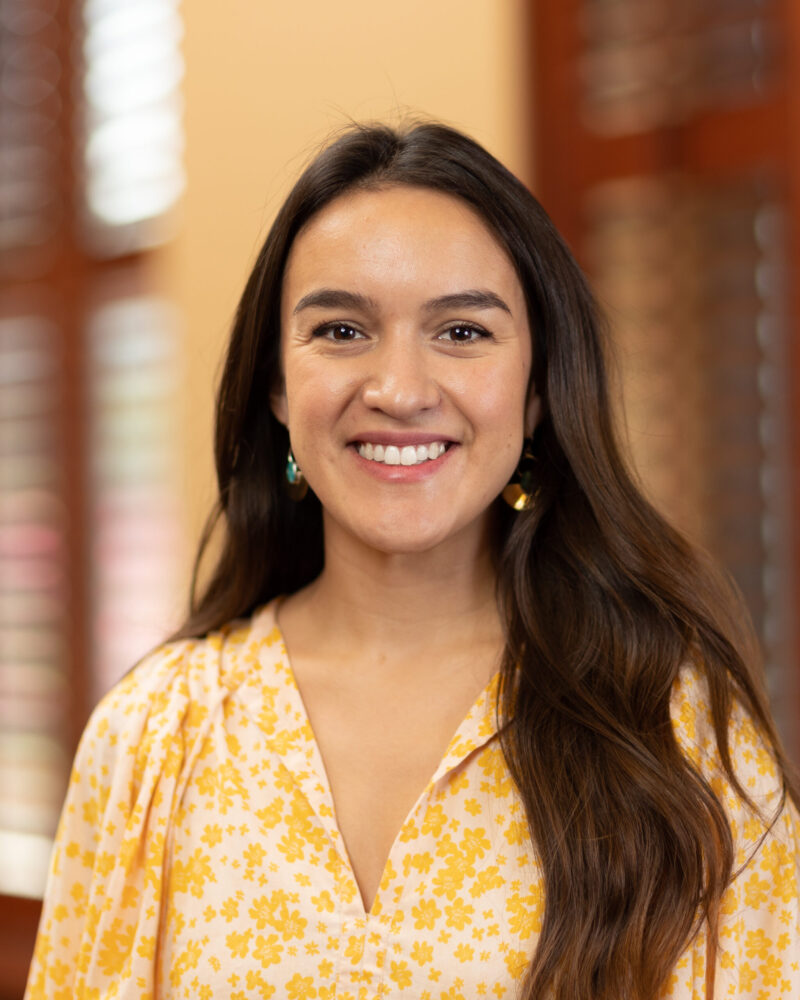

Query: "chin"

xmin=322 ymin=503 xmax=491 ymax=559
xmin=377 ymin=537 xmax=452 ymax=557
xmin=349 ymin=514 xmax=483 ymax=558
xmin=352 ymin=529 xmax=449 ymax=556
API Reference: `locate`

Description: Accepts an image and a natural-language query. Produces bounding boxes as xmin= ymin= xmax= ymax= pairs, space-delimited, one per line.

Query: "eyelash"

xmin=310 ymin=322 xmax=492 ymax=344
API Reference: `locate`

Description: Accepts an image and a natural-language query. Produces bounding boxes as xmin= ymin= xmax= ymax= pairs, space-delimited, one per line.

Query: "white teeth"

xmin=356 ymin=441 xmax=449 ymax=466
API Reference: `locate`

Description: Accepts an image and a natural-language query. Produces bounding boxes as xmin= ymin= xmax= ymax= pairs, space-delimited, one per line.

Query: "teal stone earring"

xmin=285 ymin=446 xmax=308 ymax=501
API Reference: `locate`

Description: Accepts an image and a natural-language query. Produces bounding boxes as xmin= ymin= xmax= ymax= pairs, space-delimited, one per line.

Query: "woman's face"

xmin=274 ymin=184 xmax=539 ymax=557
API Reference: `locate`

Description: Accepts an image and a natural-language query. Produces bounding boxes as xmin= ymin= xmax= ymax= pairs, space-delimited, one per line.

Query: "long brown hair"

xmin=176 ymin=121 xmax=799 ymax=999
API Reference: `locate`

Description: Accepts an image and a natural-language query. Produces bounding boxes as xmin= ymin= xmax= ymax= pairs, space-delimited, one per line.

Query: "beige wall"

xmin=157 ymin=0 xmax=530 ymax=591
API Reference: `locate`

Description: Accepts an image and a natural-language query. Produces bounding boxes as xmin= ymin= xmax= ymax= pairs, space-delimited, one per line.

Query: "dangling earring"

xmin=502 ymin=439 xmax=538 ymax=511
xmin=285 ymin=446 xmax=308 ymax=501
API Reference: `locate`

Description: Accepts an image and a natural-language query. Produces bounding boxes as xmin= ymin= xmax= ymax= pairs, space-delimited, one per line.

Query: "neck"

xmin=284 ymin=517 xmax=503 ymax=673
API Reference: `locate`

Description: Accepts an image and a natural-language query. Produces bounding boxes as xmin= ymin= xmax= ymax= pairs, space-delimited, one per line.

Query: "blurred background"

xmin=1 ymin=0 xmax=798 ymax=993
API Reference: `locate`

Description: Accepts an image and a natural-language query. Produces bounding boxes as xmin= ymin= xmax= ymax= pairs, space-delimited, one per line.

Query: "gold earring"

xmin=502 ymin=439 xmax=538 ymax=511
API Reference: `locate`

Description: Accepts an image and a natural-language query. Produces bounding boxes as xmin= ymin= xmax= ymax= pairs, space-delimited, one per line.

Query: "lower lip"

xmin=349 ymin=445 xmax=456 ymax=482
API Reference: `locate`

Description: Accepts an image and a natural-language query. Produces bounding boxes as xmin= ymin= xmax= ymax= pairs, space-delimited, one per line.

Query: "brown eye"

xmin=312 ymin=323 xmax=364 ymax=341
xmin=439 ymin=324 xmax=490 ymax=344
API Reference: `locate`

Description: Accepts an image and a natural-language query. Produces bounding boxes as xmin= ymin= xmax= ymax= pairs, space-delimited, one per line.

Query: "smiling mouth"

xmin=356 ymin=441 xmax=450 ymax=466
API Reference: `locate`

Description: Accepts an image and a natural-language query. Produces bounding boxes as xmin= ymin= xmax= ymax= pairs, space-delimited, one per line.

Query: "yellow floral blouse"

xmin=25 ymin=600 xmax=800 ymax=999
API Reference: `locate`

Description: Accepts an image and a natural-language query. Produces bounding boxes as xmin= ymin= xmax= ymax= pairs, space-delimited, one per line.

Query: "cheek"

xmin=473 ymin=366 xmax=530 ymax=432
xmin=283 ymin=361 xmax=357 ymax=431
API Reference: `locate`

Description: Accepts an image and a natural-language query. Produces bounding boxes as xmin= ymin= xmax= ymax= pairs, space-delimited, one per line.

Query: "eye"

xmin=438 ymin=324 xmax=491 ymax=344
xmin=311 ymin=322 xmax=365 ymax=342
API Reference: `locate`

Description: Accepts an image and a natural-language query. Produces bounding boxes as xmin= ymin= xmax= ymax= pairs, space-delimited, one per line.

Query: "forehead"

xmin=281 ymin=185 xmax=523 ymax=302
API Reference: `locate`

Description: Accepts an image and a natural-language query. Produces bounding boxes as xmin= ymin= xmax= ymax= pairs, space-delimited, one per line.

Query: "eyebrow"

xmin=292 ymin=287 xmax=512 ymax=316
xmin=293 ymin=289 xmax=379 ymax=314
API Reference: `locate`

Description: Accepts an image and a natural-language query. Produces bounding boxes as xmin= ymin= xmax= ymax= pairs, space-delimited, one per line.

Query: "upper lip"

xmin=349 ymin=432 xmax=457 ymax=446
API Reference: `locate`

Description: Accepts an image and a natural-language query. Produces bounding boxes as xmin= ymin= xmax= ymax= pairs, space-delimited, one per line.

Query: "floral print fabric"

xmin=25 ymin=600 xmax=800 ymax=999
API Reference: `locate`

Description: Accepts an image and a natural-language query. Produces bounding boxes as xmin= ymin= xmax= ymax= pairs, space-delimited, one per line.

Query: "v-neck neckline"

xmin=235 ymin=598 xmax=502 ymax=917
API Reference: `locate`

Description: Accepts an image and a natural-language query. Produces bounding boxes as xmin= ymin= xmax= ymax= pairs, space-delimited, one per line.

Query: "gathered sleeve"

xmin=667 ymin=670 xmax=800 ymax=999
xmin=24 ymin=637 xmax=224 ymax=1000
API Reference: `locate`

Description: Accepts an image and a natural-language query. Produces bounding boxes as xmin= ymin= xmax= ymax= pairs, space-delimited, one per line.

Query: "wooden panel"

xmin=0 ymin=895 xmax=41 ymax=1000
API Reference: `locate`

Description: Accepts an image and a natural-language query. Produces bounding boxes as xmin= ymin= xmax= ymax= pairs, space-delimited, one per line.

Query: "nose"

xmin=360 ymin=334 xmax=440 ymax=419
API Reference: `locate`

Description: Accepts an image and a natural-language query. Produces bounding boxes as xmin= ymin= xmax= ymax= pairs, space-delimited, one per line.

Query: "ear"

xmin=270 ymin=379 xmax=289 ymax=427
xmin=525 ymin=387 xmax=543 ymax=438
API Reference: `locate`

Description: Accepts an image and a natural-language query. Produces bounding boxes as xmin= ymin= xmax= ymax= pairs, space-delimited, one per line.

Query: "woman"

xmin=26 ymin=122 xmax=800 ymax=1000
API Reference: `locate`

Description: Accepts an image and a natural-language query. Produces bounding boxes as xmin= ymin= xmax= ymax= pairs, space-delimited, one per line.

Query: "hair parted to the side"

xmin=174 ymin=120 xmax=799 ymax=1000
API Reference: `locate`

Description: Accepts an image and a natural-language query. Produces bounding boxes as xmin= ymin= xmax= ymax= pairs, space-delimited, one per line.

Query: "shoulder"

xmin=670 ymin=666 xmax=800 ymax=994
xmin=75 ymin=600 xmax=282 ymax=777
xmin=670 ymin=664 xmax=796 ymax=861
xmin=670 ymin=664 xmax=780 ymax=789
xmin=670 ymin=664 xmax=782 ymax=798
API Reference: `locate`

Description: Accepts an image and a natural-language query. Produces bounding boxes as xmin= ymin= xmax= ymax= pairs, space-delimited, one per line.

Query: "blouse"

xmin=24 ymin=599 xmax=800 ymax=999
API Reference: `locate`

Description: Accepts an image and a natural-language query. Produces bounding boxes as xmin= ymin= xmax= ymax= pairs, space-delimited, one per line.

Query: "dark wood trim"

xmin=52 ymin=0 xmax=92 ymax=747
xmin=568 ymin=101 xmax=785 ymax=187
xmin=0 ymin=895 xmax=42 ymax=1000
xmin=680 ymin=100 xmax=786 ymax=176
xmin=530 ymin=0 xmax=585 ymax=255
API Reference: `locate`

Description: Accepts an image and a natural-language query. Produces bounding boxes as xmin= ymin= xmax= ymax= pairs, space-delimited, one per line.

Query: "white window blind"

xmin=79 ymin=0 xmax=184 ymax=253
xmin=0 ymin=0 xmax=62 ymax=276
xmin=580 ymin=0 xmax=778 ymax=135
xmin=0 ymin=311 xmax=69 ymax=898
xmin=586 ymin=173 xmax=795 ymax=740
xmin=87 ymin=292 xmax=182 ymax=698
